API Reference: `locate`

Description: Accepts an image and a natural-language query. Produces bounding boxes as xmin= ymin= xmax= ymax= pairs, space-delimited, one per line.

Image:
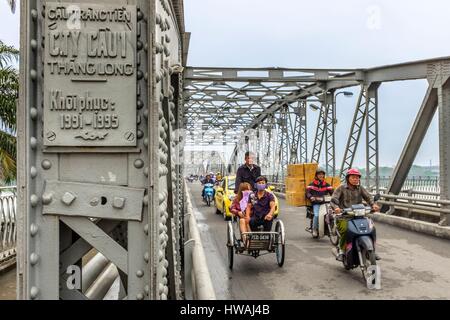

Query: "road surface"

xmin=188 ymin=183 xmax=450 ymax=299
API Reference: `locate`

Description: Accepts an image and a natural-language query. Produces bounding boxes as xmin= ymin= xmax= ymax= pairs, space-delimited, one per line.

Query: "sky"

xmin=183 ymin=0 xmax=450 ymax=168
xmin=1 ymin=0 xmax=449 ymax=168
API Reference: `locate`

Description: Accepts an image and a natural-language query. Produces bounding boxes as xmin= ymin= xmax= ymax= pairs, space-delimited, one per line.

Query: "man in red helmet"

xmin=330 ymin=168 xmax=380 ymax=261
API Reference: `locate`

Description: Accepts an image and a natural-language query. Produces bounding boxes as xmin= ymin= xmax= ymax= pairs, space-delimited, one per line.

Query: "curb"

xmin=369 ymin=213 xmax=450 ymax=240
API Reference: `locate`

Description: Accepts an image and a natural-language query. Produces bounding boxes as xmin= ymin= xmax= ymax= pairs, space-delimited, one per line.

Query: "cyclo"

xmin=226 ymin=181 xmax=285 ymax=270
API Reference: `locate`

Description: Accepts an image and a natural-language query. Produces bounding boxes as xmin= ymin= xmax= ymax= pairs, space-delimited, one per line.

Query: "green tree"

xmin=0 ymin=39 xmax=19 ymax=184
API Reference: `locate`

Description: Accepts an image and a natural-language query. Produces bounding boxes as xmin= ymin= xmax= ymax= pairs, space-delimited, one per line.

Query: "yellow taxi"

xmin=214 ymin=176 xmax=280 ymax=221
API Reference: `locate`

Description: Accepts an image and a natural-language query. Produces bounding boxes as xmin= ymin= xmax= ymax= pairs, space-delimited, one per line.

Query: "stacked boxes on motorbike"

xmin=305 ymin=168 xmax=334 ymax=237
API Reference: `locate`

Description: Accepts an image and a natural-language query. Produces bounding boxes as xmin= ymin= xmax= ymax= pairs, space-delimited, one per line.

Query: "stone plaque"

xmin=43 ymin=3 xmax=137 ymax=146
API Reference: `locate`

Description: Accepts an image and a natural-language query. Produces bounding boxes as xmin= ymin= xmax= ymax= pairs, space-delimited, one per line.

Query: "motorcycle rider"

xmin=306 ymin=168 xmax=334 ymax=237
xmin=330 ymin=168 xmax=380 ymax=262
xmin=201 ymin=173 xmax=216 ymax=201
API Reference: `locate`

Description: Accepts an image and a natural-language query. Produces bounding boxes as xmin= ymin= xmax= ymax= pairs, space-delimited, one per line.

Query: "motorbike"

xmin=203 ymin=183 xmax=215 ymax=206
xmin=306 ymin=196 xmax=338 ymax=245
xmin=332 ymin=195 xmax=381 ymax=289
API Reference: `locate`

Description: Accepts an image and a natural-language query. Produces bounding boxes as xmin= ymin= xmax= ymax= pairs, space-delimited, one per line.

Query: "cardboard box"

xmin=286 ymin=191 xmax=307 ymax=207
xmin=285 ymin=177 xmax=306 ymax=193
xmin=287 ymin=164 xmax=305 ymax=178
xmin=332 ymin=176 xmax=342 ymax=190
xmin=304 ymin=163 xmax=319 ymax=185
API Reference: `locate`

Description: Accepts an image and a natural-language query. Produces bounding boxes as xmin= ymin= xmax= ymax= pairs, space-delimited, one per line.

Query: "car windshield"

xmin=227 ymin=179 xmax=236 ymax=191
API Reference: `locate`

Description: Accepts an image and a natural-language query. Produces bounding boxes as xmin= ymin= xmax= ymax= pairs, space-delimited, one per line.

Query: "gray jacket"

xmin=330 ymin=184 xmax=374 ymax=210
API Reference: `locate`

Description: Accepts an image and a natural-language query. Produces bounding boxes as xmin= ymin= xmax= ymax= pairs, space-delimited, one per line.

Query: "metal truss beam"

xmin=324 ymin=92 xmax=336 ymax=176
xmin=339 ymin=86 xmax=367 ymax=180
xmin=386 ymin=82 xmax=438 ymax=196
xmin=311 ymin=103 xmax=327 ymax=164
xmin=438 ymin=76 xmax=450 ymax=225
xmin=365 ymin=83 xmax=381 ymax=190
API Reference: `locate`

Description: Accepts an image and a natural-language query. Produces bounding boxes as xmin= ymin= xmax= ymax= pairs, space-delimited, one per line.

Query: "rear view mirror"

xmin=374 ymin=194 xmax=381 ymax=202
xmin=269 ymin=186 xmax=275 ymax=191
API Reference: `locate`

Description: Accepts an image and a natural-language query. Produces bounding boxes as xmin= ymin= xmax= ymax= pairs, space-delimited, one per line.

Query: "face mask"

xmin=256 ymin=184 xmax=266 ymax=191
xmin=242 ymin=190 xmax=252 ymax=198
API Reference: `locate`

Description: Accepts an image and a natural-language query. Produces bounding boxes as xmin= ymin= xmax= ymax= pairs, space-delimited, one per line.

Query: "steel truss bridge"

xmin=11 ymin=0 xmax=450 ymax=300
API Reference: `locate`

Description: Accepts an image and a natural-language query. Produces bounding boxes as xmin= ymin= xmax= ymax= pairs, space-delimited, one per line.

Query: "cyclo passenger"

xmin=305 ymin=167 xmax=334 ymax=237
xmin=230 ymin=182 xmax=252 ymax=243
xmin=330 ymin=168 xmax=380 ymax=261
xmin=245 ymin=176 xmax=276 ymax=232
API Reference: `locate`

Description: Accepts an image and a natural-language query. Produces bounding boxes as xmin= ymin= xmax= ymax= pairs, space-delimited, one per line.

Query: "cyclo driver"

xmin=330 ymin=168 xmax=381 ymax=262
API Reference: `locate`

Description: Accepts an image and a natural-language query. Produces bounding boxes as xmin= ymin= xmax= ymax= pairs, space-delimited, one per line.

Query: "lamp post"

xmin=333 ymin=91 xmax=354 ymax=125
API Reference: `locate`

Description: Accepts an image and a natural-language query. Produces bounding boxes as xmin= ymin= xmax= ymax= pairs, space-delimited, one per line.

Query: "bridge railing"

xmin=268 ymin=179 xmax=446 ymax=222
xmin=184 ymin=183 xmax=216 ymax=300
xmin=0 ymin=186 xmax=17 ymax=270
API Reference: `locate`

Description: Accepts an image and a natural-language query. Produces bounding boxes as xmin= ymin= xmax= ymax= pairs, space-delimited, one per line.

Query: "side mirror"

xmin=374 ymin=194 xmax=381 ymax=202
xmin=269 ymin=186 xmax=275 ymax=191
xmin=217 ymin=187 xmax=224 ymax=193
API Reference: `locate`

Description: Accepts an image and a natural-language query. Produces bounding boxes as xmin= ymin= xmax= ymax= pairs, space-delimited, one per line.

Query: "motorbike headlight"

xmin=354 ymin=209 xmax=366 ymax=216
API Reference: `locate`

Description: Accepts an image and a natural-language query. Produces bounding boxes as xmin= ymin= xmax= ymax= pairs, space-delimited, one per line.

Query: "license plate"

xmin=250 ymin=234 xmax=271 ymax=241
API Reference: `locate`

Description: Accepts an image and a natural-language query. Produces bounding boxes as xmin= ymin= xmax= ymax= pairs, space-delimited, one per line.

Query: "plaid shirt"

xmin=330 ymin=184 xmax=374 ymax=210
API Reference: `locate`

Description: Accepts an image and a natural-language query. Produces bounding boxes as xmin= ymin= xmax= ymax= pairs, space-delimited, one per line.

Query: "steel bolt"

xmin=42 ymin=159 xmax=52 ymax=170
xmin=136 ymin=270 xmax=144 ymax=278
xmin=61 ymin=192 xmax=76 ymax=206
xmin=30 ymin=287 xmax=39 ymax=299
xmin=143 ymin=224 xmax=149 ymax=235
xmin=30 ymin=253 xmax=39 ymax=265
xmin=30 ymin=69 xmax=37 ymax=80
xmin=136 ymin=293 xmax=144 ymax=300
xmin=143 ymin=167 xmax=149 ymax=177
xmin=144 ymin=252 xmax=149 ymax=262
xmin=30 ymin=137 xmax=37 ymax=149
xmin=31 ymin=9 xmax=38 ymax=20
xmin=30 ymin=166 xmax=37 ymax=178
xmin=30 ymin=194 xmax=39 ymax=207
xmin=134 ymin=159 xmax=144 ymax=169
xmin=30 ymin=224 xmax=38 ymax=237
xmin=46 ymin=131 xmax=56 ymax=141
xmin=143 ymin=195 xmax=149 ymax=206
xmin=144 ymin=138 xmax=149 ymax=148
xmin=31 ymin=39 xmax=37 ymax=50
xmin=124 ymin=131 xmax=135 ymax=142
xmin=137 ymin=40 xmax=143 ymax=51
xmin=30 ymin=108 xmax=38 ymax=120
xmin=42 ymin=192 xmax=53 ymax=205
xmin=137 ymin=99 xmax=144 ymax=109
xmin=137 ymin=10 xmax=144 ymax=21
xmin=90 ymin=197 xmax=100 ymax=206
xmin=113 ymin=197 xmax=126 ymax=209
